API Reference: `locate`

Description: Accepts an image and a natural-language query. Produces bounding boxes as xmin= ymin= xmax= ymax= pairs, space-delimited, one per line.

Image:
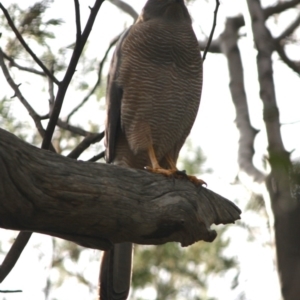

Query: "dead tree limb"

xmin=0 ymin=128 xmax=241 ymax=250
xmin=220 ymin=17 xmax=266 ymax=184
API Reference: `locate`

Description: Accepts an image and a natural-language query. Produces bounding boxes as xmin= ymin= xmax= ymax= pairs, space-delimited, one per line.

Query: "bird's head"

xmin=138 ymin=0 xmax=191 ymax=23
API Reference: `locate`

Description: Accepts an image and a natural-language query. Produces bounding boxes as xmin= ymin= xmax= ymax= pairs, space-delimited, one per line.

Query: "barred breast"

xmin=116 ymin=19 xmax=202 ymax=167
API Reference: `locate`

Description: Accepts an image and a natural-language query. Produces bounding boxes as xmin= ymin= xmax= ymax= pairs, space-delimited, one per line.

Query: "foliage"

xmin=132 ymin=227 xmax=237 ymax=300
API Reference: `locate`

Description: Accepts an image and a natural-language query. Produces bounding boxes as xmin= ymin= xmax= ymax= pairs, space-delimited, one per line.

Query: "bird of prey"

xmin=100 ymin=0 xmax=203 ymax=299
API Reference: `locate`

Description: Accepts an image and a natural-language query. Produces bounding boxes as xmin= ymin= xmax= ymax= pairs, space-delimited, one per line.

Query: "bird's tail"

xmin=99 ymin=242 xmax=133 ymax=300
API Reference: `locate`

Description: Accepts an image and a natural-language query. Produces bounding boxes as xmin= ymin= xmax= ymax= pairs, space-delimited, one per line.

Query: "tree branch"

xmin=274 ymin=40 xmax=300 ymax=74
xmin=56 ymin=119 xmax=93 ymax=136
xmin=2 ymin=52 xmax=46 ymax=76
xmin=0 ymin=232 xmax=31 ymax=283
xmin=0 ymin=48 xmax=55 ymax=153
xmin=275 ymin=13 xmax=300 ymax=40
xmin=67 ymin=33 xmax=121 ymax=122
xmin=41 ymin=0 xmax=105 ymax=150
xmin=0 ymin=3 xmax=60 ymax=85
xmin=67 ymin=132 xmax=104 ymax=159
xmin=264 ymin=0 xmax=300 ymax=18
xmin=108 ymin=0 xmax=138 ymax=21
xmin=74 ymin=0 xmax=82 ymax=40
xmin=48 ymin=62 xmax=55 ymax=115
xmin=88 ymin=151 xmax=105 ymax=162
xmin=273 ymin=13 xmax=300 ymax=74
xmin=246 ymin=0 xmax=286 ymax=155
xmin=199 ymin=39 xmax=221 ymax=53
xmin=220 ymin=18 xmax=266 ymax=184
xmin=0 ymin=129 xmax=241 ymax=250
xmin=203 ymin=0 xmax=220 ymax=61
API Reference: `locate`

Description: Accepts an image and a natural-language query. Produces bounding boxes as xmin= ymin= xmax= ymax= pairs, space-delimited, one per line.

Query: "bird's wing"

xmin=105 ymin=27 xmax=132 ymax=163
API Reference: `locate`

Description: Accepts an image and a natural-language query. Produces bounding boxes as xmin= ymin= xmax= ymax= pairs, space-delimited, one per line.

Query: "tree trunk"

xmin=246 ymin=1 xmax=300 ymax=299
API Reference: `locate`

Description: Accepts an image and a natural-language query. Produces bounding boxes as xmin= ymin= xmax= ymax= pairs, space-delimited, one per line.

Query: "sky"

xmin=1 ymin=0 xmax=300 ymax=299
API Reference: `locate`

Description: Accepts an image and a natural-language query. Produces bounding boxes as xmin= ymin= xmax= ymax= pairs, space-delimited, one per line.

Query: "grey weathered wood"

xmin=0 ymin=128 xmax=241 ymax=250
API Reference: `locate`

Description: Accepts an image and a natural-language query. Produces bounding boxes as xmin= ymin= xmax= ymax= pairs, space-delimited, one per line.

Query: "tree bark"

xmin=0 ymin=129 xmax=241 ymax=250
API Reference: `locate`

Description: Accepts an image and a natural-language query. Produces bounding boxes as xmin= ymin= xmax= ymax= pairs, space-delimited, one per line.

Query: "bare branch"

xmin=199 ymin=39 xmax=221 ymax=53
xmin=220 ymin=18 xmax=265 ymax=183
xmin=203 ymin=0 xmax=220 ymax=61
xmin=272 ymin=13 xmax=300 ymax=74
xmin=276 ymin=13 xmax=300 ymax=40
xmin=0 ymin=232 xmax=31 ymax=283
xmin=200 ymin=0 xmax=300 ymax=56
xmin=274 ymin=40 xmax=300 ymax=74
xmin=41 ymin=0 xmax=105 ymax=150
xmin=0 ymin=3 xmax=60 ymax=85
xmin=67 ymin=132 xmax=104 ymax=159
xmin=74 ymin=0 xmax=82 ymax=45
xmin=2 ymin=52 xmax=46 ymax=76
xmin=57 ymin=119 xmax=93 ymax=136
xmin=48 ymin=62 xmax=55 ymax=115
xmin=0 ymin=49 xmax=51 ymax=143
xmin=108 ymin=0 xmax=138 ymax=21
xmin=246 ymin=0 xmax=287 ymax=155
xmin=67 ymin=33 xmax=121 ymax=122
xmin=264 ymin=0 xmax=300 ymax=19
xmin=0 ymin=128 xmax=241 ymax=249
xmin=88 ymin=151 xmax=105 ymax=162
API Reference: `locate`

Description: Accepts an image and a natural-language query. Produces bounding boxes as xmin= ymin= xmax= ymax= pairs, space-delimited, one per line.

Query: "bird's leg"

xmin=165 ymin=154 xmax=207 ymax=186
xmin=145 ymin=145 xmax=177 ymax=176
xmin=145 ymin=146 xmax=206 ymax=186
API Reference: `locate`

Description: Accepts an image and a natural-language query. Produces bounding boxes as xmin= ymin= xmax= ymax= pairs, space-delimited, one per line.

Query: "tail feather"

xmin=99 ymin=243 xmax=133 ymax=300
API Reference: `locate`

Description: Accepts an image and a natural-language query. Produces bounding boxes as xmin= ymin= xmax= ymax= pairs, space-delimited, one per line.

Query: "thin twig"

xmin=88 ymin=150 xmax=105 ymax=162
xmin=48 ymin=62 xmax=55 ymax=116
xmin=0 ymin=231 xmax=32 ymax=283
xmin=67 ymin=33 xmax=121 ymax=122
xmin=57 ymin=119 xmax=92 ymax=136
xmin=275 ymin=14 xmax=300 ymax=41
xmin=67 ymin=132 xmax=104 ymax=159
xmin=281 ymin=119 xmax=300 ymax=125
xmin=40 ymin=113 xmax=50 ymax=120
xmin=74 ymin=0 xmax=82 ymax=43
xmin=203 ymin=0 xmax=220 ymax=61
xmin=274 ymin=40 xmax=300 ymax=74
xmin=2 ymin=52 xmax=46 ymax=76
xmin=42 ymin=0 xmax=105 ymax=150
xmin=0 ymin=290 xmax=22 ymax=293
xmin=264 ymin=0 xmax=300 ymax=19
xmin=0 ymin=3 xmax=60 ymax=85
xmin=0 ymin=49 xmax=47 ymax=141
